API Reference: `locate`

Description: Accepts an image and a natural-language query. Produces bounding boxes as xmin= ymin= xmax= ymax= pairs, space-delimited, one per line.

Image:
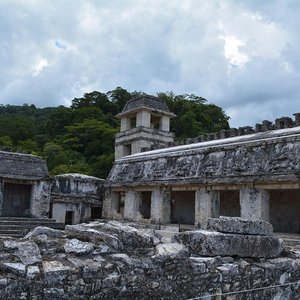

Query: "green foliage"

xmin=0 ymin=87 xmax=229 ymax=178
xmin=158 ymin=92 xmax=229 ymax=139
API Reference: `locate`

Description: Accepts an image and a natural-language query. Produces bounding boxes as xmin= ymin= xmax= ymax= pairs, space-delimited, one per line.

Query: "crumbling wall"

xmin=107 ymin=127 xmax=300 ymax=187
xmin=51 ymin=174 xmax=105 ymax=223
xmin=0 ymin=219 xmax=300 ymax=299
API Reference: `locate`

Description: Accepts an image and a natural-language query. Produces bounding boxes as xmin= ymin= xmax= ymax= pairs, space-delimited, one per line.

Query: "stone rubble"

xmin=0 ymin=219 xmax=299 ymax=299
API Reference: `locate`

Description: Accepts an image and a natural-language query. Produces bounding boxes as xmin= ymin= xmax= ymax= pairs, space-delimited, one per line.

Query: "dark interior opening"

xmin=2 ymin=183 xmax=32 ymax=217
xmin=269 ymin=189 xmax=300 ymax=233
xmin=91 ymin=206 xmax=102 ymax=219
xmin=220 ymin=190 xmax=240 ymax=217
xmin=65 ymin=211 xmax=74 ymax=225
xmin=141 ymin=191 xmax=151 ymax=219
xmin=171 ymin=191 xmax=195 ymax=225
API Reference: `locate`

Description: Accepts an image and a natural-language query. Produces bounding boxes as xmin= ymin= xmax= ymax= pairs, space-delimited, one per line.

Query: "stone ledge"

xmin=174 ymin=230 xmax=283 ymax=258
xmin=207 ymin=216 xmax=273 ymax=236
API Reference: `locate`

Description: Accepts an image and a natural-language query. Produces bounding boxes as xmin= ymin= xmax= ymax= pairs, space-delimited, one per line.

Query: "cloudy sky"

xmin=0 ymin=0 xmax=299 ymax=127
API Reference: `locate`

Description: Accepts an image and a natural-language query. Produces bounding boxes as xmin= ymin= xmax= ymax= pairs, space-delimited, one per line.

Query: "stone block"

xmin=152 ymin=243 xmax=189 ymax=262
xmin=87 ymin=221 xmax=154 ymax=249
xmin=24 ymin=226 xmax=65 ymax=239
xmin=65 ymin=224 xmax=122 ymax=250
xmin=64 ymin=239 xmax=94 ymax=255
xmin=174 ymin=230 xmax=283 ymax=258
xmin=207 ymin=217 xmax=273 ymax=236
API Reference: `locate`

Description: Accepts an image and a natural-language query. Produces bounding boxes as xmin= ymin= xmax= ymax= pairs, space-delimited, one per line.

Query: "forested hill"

xmin=0 ymin=87 xmax=230 ymax=178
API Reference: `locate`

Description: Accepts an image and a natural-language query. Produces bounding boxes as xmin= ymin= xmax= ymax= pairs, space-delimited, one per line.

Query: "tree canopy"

xmin=0 ymin=87 xmax=229 ymax=178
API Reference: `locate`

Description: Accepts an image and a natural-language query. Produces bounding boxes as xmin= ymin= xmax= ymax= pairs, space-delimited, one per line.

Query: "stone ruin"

xmin=0 ymin=217 xmax=300 ymax=299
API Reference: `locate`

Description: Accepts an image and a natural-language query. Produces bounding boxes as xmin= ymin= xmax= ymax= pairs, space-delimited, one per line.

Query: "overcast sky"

xmin=0 ymin=0 xmax=299 ymax=127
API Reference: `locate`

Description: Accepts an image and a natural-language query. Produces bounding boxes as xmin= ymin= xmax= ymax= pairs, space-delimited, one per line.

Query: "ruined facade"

xmin=0 ymin=150 xmax=105 ymax=225
xmin=104 ymin=96 xmax=300 ymax=233
xmin=50 ymin=173 xmax=104 ymax=225
xmin=0 ymin=151 xmax=50 ymax=218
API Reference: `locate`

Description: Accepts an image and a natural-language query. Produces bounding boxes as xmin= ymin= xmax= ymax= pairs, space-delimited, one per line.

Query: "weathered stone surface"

xmin=88 ymin=221 xmax=154 ymax=249
xmin=16 ymin=241 xmax=42 ymax=265
xmin=3 ymin=262 xmax=26 ymax=276
xmin=107 ymin=128 xmax=300 ymax=187
xmin=174 ymin=230 xmax=283 ymax=258
xmin=152 ymin=243 xmax=189 ymax=262
xmin=0 ymin=221 xmax=299 ymax=300
xmin=65 ymin=224 xmax=122 ymax=250
xmin=4 ymin=240 xmax=42 ymax=265
xmin=24 ymin=226 xmax=65 ymax=239
xmin=64 ymin=238 xmax=94 ymax=255
xmin=207 ymin=216 xmax=273 ymax=236
xmin=27 ymin=265 xmax=40 ymax=279
xmin=43 ymin=261 xmax=72 ymax=285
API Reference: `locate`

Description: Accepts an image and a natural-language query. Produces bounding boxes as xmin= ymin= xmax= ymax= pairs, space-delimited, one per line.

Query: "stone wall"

xmin=51 ymin=174 xmax=105 ymax=224
xmin=0 ymin=219 xmax=300 ymax=299
xmin=107 ymin=128 xmax=300 ymax=187
xmin=31 ymin=180 xmax=51 ymax=218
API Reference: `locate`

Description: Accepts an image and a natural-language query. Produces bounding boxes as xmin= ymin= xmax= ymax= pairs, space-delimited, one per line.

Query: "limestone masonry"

xmin=0 ymin=219 xmax=300 ymax=299
xmin=104 ymin=97 xmax=300 ymax=234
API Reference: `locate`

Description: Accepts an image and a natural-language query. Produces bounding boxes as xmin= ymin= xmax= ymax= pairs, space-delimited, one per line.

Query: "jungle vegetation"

xmin=0 ymin=87 xmax=229 ymax=178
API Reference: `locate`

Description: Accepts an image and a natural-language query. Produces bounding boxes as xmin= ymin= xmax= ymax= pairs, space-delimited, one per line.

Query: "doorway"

xmin=2 ymin=183 xmax=32 ymax=217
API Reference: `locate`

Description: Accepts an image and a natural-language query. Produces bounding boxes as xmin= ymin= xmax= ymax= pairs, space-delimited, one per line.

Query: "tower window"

xmin=123 ymin=144 xmax=132 ymax=156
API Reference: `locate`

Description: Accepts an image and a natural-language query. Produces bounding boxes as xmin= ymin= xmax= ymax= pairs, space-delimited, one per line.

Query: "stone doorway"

xmin=269 ymin=189 xmax=300 ymax=233
xmin=2 ymin=183 xmax=32 ymax=217
xmin=171 ymin=191 xmax=195 ymax=225
xmin=219 ymin=190 xmax=240 ymax=217
xmin=141 ymin=191 xmax=151 ymax=219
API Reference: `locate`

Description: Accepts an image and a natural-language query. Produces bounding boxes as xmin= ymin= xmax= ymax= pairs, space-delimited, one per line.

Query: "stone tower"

xmin=115 ymin=95 xmax=176 ymax=159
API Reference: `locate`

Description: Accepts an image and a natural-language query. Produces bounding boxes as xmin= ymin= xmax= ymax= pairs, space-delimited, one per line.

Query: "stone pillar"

xmin=123 ymin=190 xmax=142 ymax=221
xmin=150 ymin=188 xmax=171 ymax=224
xmin=240 ymin=188 xmax=270 ymax=221
xmin=0 ymin=179 xmax=4 ymax=216
xmin=195 ymin=188 xmax=220 ymax=228
xmin=120 ymin=117 xmax=131 ymax=131
xmin=115 ymin=144 xmax=131 ymax=160
xmin=31 ymin=180 xmax=51 ymax=218
xmin=136 ymin=111 xmax=151 ymax=127
xmin=160 ymin=116 xmax=170 ymax=132
xmin=102 ymin=189 xmax=120 ymax=219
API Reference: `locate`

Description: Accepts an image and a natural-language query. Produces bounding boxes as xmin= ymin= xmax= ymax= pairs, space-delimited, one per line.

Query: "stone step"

xmin=0 ymin=217 xmax=57 ymax=223
xmin=0 ymin=217 xmax=65 ymax=238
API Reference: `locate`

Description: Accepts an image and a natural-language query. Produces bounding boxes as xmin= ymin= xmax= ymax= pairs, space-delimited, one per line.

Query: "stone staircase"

xmin=0 ymin=217 xmax=65 ymax=238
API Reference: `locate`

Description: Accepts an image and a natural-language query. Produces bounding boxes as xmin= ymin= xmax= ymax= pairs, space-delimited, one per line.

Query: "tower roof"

xmin=116 ymin=95 xmax=176 ymax=118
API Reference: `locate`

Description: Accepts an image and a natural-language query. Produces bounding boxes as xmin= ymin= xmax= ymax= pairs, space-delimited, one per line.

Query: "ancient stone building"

xmin=115 ymin=95 xmax=176 ymax=159
xmin=0 ymin=151 xmax=50 ymax=218
xmin=0 ymin=150 xmax=105 ymax=226
xmin=104 ymin=97 xmax=300 ymax=234
xmin=50 ymin=173 xmax=104 ymax=225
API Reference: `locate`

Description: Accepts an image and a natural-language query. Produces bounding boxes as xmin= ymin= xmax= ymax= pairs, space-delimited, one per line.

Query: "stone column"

xmin=31 ymin=180 xmax=51 ymax=218
xmin=160 ymin=116 xmax=170 ymax=132
xmin=195 ymin=188 xmax=220 ymax=228
xmin=102 ymin=190 xmax=120 ymax=219
xmin=240 ymin=188 xmax=270 ymax=221
xmin=0 ymin=179 xmax=4 ymax=216
xmin=123 ymin=190 xmax=142 ymax=221
xmin=150 ymin=188 xmax=171 ymax=224
xmin=120 ymin=117 xmax=131 ymax=131
xmin=136 ymin=111 xmax=151 ymax=127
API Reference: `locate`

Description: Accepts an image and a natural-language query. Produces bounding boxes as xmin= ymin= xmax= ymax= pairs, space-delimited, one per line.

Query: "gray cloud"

xmin=0 ymin=0 xmax=299 ymax=127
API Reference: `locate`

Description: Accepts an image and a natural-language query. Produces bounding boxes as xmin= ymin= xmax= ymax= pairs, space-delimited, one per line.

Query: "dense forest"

xmin=0 ymin=87 xmax=230 ymax=178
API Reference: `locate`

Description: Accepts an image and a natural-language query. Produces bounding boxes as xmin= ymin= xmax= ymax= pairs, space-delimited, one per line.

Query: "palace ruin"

xmin=104 ymin=95 xmax=300 ymax=234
